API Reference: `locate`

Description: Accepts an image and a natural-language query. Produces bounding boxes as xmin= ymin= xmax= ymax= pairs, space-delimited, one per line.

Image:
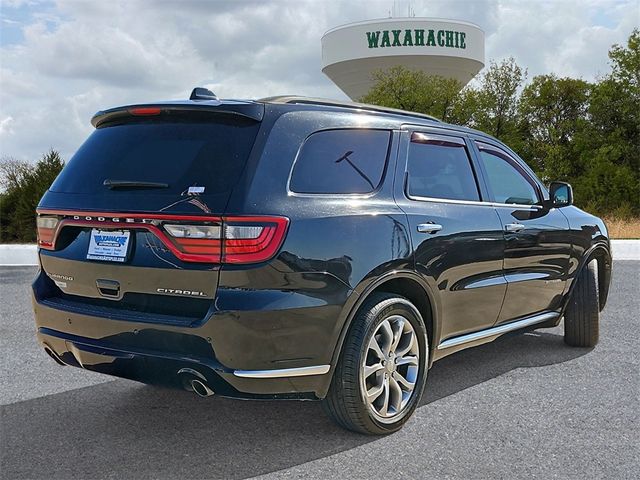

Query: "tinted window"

xmin=290 ymin=129 xmax=390 ymax=194
xmin=406 ymin=137 xmax=480 ymax=201
xmin=479 ymin=150 xmax=539 ymax=205
xmin=50 ymin=117 xmax=260 ymax=195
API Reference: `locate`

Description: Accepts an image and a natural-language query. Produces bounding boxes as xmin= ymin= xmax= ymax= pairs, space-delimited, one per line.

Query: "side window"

xmin=406 ymin=133 xmax=480 ymax=201
xmin=477 ymin=147 xmax=539 ymax=205
xmin=289 ymin=129 xmax=391 ymax=194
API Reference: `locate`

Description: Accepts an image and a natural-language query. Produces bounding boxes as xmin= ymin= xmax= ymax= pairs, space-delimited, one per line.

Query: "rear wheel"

xmin=564 ymin=259 xmax=600 ymax=347
xmin=322 ymin=293 xmax=428 ymax=435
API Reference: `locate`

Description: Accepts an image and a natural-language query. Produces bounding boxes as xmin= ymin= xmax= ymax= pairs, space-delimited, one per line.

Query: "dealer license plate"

xmin=86 ymin=229 xmax=131 ymax=262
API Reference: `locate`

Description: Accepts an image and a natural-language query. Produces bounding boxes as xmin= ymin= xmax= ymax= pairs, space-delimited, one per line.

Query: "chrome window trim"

xmin=406 ymin=193 xmax=543 ymax=211
xmin=493 ymin=202 xmax=543 ymax=210
xmin=437 ymin=311 xmax=558 ymax=350
xmin=233 ymin=364 xmax=331 ymax=378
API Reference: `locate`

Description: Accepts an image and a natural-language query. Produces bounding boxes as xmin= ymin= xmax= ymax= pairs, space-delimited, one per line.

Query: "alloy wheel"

xmin=360 ymin=314 xmax=420 ymax=422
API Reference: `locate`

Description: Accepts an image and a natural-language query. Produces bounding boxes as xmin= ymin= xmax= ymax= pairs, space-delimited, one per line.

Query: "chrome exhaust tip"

xmin=190 ymin=379 xmax=215 ymax=397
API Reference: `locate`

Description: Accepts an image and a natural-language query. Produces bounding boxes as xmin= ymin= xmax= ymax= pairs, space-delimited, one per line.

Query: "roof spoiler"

xmin=91 ymin=100 xmax=264 ymax=127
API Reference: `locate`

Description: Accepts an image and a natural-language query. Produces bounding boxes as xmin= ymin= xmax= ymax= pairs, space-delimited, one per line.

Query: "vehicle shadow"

xmin=1 ymin=328 xmax=589 ymax=480
xmin=422 ymin=328 xmax=586 ymax=406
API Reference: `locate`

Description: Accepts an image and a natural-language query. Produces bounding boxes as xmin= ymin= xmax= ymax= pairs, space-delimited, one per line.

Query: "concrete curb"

xmin=1 ymin=240 xmax=638 ymax=266
xmin=0 ymin=244 xmax=38 ymax=266
xmin=611 ymin=240 xmax=640 ymax=261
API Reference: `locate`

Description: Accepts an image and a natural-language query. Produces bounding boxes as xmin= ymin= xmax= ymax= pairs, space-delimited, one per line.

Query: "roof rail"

xmin=259 ymin=96 xmax=440 ymax=123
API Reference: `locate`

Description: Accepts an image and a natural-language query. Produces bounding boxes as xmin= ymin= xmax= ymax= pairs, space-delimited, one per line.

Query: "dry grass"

xmin=604 ymin=217 xmax=640 ymax=239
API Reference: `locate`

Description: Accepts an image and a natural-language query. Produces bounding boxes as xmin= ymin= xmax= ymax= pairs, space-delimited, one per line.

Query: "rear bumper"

xmin=31 ymin=269 xmax=349 ymax=400
xmin=37 ymin=327 xmax=327 ymax=399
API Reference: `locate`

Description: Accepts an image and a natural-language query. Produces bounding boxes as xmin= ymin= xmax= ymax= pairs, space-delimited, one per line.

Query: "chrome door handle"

xmin=417 ymin=223 xmax=443 ymax=234
xmin=505 ymin=223 xmax=525 ymax=233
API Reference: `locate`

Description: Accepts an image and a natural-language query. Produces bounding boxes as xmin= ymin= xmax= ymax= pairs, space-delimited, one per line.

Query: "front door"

xmin=473 ymin=141 xmax=572 ymax=323
xmin=395 ymin=130 xmax=507 ymax=342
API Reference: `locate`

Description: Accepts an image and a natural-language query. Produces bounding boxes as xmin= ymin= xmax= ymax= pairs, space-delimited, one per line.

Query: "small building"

xmin=321 ymin=17 xmax=485 ymax=100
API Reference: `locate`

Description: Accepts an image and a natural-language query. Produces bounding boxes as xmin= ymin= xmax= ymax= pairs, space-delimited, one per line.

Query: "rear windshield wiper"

xmin=103 ymin=179 xmax=169 ymax=189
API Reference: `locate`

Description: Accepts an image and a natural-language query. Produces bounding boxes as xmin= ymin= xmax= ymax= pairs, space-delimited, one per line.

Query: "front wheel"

xmin=564 ymin=259 xmax=600 ymax=347
xmin=322 ymin=293 xmax=429 ymax=435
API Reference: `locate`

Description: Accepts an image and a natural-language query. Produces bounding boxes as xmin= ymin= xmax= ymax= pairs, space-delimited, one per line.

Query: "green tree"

xmin=518 ymin=75 xmax=591 ymax=180
xmin=447 ymin=86 xmax=480 ymax=127
xmin=360 ymin=66 xmax=463 ymax=122
xmin=609 ymin=28 xmax=640 ymax=90
xmin=359 ymin=58 xmax=527 ymax=142
xmin=472 ymin=57 xmax=527 ymax=144
xmin=0 ymin=149 xmax=64 ymax=242
xmin=576 ymin=28 xmax=640 ymax=216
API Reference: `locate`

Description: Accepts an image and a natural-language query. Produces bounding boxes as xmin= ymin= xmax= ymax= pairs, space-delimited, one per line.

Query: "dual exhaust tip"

xmin=178 ymin=368 xmax=215 ymax=397
xmin=190 ymin=378 xmax=215 ymax=397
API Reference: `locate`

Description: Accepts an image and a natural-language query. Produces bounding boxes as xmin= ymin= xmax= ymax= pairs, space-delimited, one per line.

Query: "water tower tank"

xmin=322 ymin=18 xmax=485 ymax=100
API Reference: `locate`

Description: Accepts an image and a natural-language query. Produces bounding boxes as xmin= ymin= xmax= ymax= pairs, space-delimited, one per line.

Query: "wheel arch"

xmin=590 ymin=244 xmax=612 ymax=311
xmin=327 ymin=271 xmax=439 ymax=389
xmin=563 ymin=242 xmax=612 ymax=315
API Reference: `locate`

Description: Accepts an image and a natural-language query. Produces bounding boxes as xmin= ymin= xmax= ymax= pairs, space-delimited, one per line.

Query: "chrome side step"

xmin=437 ymin=311 xmax=559 ymax=350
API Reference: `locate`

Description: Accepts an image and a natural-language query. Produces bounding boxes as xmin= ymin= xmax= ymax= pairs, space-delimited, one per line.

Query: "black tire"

xmin=564 ymin=259 xmax=600 ymax=347
xmin=322 ymin=292 xmax=429 ymax=435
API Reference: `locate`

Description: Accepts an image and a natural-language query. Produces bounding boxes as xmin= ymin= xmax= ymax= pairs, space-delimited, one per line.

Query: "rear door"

xmin=35 ymin=112 xmax=262 ymax=325
xmin=472 ymin=140 xmax=572 ymax=322
xmin=394 ymin=128 xmax=507 ymax=341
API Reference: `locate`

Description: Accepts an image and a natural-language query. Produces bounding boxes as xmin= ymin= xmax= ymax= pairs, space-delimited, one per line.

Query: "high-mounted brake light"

xmin=128 ymin=107 xmax=161 ymax=116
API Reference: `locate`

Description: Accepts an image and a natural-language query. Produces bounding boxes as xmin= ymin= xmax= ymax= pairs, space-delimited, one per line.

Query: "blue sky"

xmin=1 ymin=0 xmax=638 ymax=162
xmin=1 ymin=0 xmax=59 ymax=45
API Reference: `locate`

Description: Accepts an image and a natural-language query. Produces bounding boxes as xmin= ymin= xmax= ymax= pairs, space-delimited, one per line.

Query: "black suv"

xmin=33 ymin=90 xmax=612 ymax=434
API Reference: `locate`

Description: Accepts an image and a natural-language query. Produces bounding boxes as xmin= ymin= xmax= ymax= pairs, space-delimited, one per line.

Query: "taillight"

xmin=164 ymin=223 xmax=223 ymax=262
xmin=223 ymin=217 xmax=288 ymax=264
xmin=36 ymin=216 xmax=59 ymax=249
xmin=164 ymin=224 xmax=222 ymax=239
xmin=34 ymin=210 xmax=288 ymax=265
xmin=164 ymin=216 xmax=288 ymax=264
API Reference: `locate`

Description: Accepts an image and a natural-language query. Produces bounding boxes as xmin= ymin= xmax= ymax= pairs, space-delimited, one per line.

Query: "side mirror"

xmin=548 ymin=181 xmax=573 ymax=207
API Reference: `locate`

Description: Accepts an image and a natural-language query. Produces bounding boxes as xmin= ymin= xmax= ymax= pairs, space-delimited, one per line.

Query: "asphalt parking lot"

xmin=1 ymin=262 xmax=638 ymax=479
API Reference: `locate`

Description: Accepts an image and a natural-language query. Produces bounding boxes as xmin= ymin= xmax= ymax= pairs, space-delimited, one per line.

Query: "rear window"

xmin=406 ymin=134 xmax=480 ymax=202
xmin=289 ymin=129 xmax=391 ymax=194
xmin=50 ymin=117 xmax=260 ymax=195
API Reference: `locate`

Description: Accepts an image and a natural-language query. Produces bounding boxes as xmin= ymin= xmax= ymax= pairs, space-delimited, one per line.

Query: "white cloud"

xmin=0 ymin=0 xmax=636 ymax=162
xmin=485 ymin=0 xmax=637 ymax=80
xmin=0 ymin=116 xmax=15 ymax=136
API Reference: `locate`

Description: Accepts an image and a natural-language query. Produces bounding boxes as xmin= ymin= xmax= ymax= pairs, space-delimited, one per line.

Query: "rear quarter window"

xmin=289 ymin=129 xmax=391 ymax=194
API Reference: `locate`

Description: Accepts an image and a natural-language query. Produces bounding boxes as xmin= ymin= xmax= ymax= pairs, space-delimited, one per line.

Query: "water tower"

xmin=321 ymin=18 xmax=485 ymax=100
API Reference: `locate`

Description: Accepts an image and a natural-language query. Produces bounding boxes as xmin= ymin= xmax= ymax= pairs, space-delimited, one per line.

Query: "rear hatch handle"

xmin=96 ymin=279 xmax=121 ymax=299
